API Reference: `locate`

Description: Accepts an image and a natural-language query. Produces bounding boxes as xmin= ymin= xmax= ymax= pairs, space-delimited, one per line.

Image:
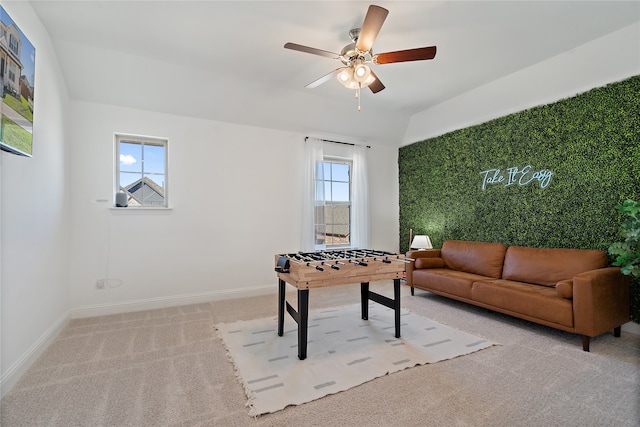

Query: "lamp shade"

xmin=337 ymin=67 xmax=354 ymax=86
xmin=353 ymin=63 xmax=371 ymax=83
xmin=410 ymin=235 xmax=432 ymax=250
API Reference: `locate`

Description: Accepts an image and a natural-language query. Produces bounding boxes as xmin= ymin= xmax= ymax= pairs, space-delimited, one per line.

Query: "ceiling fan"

xmin=284 ymin=4 xmax=437 ymax=110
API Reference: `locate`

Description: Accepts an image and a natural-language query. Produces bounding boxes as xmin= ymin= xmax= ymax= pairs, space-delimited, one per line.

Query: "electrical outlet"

xmin=96 ymin=279 xmax=106 ymax=289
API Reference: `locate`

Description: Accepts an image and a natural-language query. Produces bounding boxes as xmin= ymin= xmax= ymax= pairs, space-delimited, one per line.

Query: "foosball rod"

xmin=349 ymin=250 xmax=396 ymax=263
xmin=287 ymin=254 xmax=312 ymax=263
xmin=357 ymin=252 xmax=411 ymax=264
xmin=309 ymin=252 xmax=342 ymax=269
xmin=322 ymin=262 xmax=340 ymax=270
xmin=321 ymin=249 xmax=400 ymax=265
xmin=315 ymin=251 xmax=346 ymax=265
xmin=357 ymin=249 xmax=411 ymax=263
xmin=297 ymin=254 xmax=326 ymax=271
xmin=297 ymin=254 xmax=324 ymax=271
xmin=288 ymin=253 xmax=327 ymax=271
xmin=307 ymin=262 xmax=324 ymax=271
xmin=299 ymin=252 xmax=342 ymax=269
xmin=351 ymin=249 xmax=397 ymax=259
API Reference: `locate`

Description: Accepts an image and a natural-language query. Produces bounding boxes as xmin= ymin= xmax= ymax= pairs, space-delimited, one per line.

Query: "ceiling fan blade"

xmin=284 ymin=42 xmax=339 ymax=59
xmin=355 ymin=5 xmax=389 ymax=52
xmin=368 ymin=70 xmax=385 ymax=94
xmin=374 ymin=46 xmax=437 ymax=64
xmin=305 ymin=68 xmax=343 ymax=89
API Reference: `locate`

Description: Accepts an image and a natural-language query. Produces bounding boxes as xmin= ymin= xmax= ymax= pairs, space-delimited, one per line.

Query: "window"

xmin=115 ymin=134 xmax=168 ymax=207
xmin=8 ymin=63 xmax=15 ymax=82
xmin=9 ymin=34 xmax=19 ymax=55
xmin=315 ymin=159 xmax=351 ymax=247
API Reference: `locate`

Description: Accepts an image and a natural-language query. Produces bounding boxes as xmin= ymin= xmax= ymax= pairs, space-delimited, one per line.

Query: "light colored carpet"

xmin=1 ymin=281 xmax=639 ymax=426
xmin=217 ymin=303 xmax=495 ymax=416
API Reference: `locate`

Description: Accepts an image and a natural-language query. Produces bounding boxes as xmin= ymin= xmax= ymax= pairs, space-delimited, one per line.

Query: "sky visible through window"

xmin=119 ymin=141 xmax=165 ymax=188
xmin=317 ymin=161 xmax=350 ymax=202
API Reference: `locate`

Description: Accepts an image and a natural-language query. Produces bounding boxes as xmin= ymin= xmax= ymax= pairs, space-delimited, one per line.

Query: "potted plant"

xmin=608 ymin=199 xmax=640 ymax=278
xmin=608 ymin=199 xmax=639 ymax=324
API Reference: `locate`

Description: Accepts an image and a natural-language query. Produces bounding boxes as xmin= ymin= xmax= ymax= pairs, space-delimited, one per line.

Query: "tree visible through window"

xmin=115 ymin=134 xmax=168 ymax=207
xmin=315 ymin=159 xmax=351 ymax=247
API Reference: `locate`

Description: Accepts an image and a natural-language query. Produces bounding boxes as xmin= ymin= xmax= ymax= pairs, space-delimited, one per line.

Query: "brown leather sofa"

xmin=406 ymin=240 xmax=630 ymax=351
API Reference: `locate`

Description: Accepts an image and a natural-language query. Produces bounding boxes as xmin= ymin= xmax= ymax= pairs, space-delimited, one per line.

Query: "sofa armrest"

xmin=405 ymin=250 xmax=442 ymax=288
xmin=573 ymin=267 xmax=630 ymax=337
xmin=406 ymin=249 xmax=442 ymax=260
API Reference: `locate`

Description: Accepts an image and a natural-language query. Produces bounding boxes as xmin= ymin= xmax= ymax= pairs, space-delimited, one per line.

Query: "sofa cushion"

xmin=472 ymin=280 xmax=574 ymax=327
xmin=413 ymin=269 xmax=487 ymax=299
xmin=415 ymin=257 xmax=446 ymax=269
xmin=440 ymin=240 xmax=507 ymax=279
xmin=502 ymin=246 xmax=608 ymax=287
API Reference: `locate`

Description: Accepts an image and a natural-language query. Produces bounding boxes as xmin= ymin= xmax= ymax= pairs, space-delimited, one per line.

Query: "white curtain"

xmin=301 ymin=138 xmax=324 ymax=251
xmin=350 ymin=144 xmax=370 ymax=249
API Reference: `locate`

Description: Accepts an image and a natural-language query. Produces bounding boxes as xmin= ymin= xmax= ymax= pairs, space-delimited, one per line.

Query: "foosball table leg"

xmin=361 ymin=282 xmax=370 ymax=320
xmin=277 ymin=279 xmax=285 ymax=336
xmin=394 ymin=278 xmax=401 ymax=338
xmin=298 ymin=289 xmax=309 ymax=360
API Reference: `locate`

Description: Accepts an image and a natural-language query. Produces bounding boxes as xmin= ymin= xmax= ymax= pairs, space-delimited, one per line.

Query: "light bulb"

xmin=353 ymin=63 xmax=371 ymax=85
xmin=337 ymin=67 xmax=354 ymax=87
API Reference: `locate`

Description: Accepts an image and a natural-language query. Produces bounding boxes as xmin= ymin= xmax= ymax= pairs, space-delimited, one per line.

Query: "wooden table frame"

xmin=277 ymin=277 xmax=402 ymax=360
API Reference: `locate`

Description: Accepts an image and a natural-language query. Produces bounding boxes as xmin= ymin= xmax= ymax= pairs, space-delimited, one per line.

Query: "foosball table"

xmin=274 ymin=249 xmax=407 ymax=360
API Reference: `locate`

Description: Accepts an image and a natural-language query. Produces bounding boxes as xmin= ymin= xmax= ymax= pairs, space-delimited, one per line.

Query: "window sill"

xmin=109 ymin=207 xmax=173 ymax=214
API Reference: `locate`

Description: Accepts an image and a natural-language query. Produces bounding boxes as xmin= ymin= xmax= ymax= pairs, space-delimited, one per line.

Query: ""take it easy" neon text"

xmin=480 ymin=165 xmax=554 ymax=191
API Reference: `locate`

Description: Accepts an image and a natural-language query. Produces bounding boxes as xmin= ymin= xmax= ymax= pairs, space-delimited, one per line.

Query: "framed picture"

xmin=0 ymin=6 xmax=35 ymax=157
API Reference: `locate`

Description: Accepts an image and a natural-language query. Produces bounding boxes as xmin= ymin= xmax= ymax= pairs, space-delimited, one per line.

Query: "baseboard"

xmin=622 ymin=320 xmax=640 ymax=336
xmin=70 ymin=285 xmax=275 ymax=319
xmin=0 ymin=311 xmax=70 ymax=398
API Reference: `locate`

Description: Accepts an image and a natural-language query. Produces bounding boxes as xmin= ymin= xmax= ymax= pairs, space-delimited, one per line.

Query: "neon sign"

xmin=480 ymin=165 xmax=553 ymax=191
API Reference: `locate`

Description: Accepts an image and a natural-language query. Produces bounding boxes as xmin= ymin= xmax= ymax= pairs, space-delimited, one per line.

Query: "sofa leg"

xmin=614 ymin=326 xmax=621 ymax=337
xmin=410 ymin=286 xmax=415 ymax=296
xmin=582 ymin=335 xmax=590 ymax=352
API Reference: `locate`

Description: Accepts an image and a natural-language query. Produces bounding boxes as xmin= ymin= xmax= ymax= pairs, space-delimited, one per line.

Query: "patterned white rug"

xmin=216 ymin=303 xmax=496 ymax=416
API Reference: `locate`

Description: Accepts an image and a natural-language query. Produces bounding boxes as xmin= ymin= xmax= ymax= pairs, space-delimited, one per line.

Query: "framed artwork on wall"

xmin=0 ymin=5 xmax=35 ymax=157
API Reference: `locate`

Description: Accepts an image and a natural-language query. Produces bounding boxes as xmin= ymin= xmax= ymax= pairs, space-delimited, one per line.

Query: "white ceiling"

xmin=30 ymin=1 xmax=640 ymax=145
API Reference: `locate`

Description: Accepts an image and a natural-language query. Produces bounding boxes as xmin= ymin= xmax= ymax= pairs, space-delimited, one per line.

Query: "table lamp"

xmin=410 ymin=235 xmax=433 ymax=250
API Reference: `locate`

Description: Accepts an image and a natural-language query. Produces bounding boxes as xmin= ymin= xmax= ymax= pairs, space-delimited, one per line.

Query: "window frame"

xmin=114 ymin=133 xmax=169 ymax=208
xmin=314 ymin=156 xmax=352 ymax=248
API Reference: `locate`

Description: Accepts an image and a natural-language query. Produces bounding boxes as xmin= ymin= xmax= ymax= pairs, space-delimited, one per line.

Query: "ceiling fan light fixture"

xmin=337 ymin=67 xmax=353 ymax=84
xmin=353 ymin=63 xmax=372 ymax=83
xmin=337 ymin=62 xmax=374 ymax=90
xmin=354 ymin=63 xmax=368 ymax=77
xmin=338 ymin=67 xmax=363 ymax=89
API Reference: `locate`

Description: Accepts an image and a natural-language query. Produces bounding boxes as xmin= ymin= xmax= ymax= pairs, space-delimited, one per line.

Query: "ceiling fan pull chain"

xmin=357 ymin=83 xmax=361 ymax=111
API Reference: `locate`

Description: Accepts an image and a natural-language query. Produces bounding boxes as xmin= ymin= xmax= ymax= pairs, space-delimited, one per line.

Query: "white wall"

xmin=403 ymin=22 xmax=640 ymax=145
xmin=0 ymin=2 xmax=70 ymax=396
xmin=67 ymin=101 xmax=400 ymax=317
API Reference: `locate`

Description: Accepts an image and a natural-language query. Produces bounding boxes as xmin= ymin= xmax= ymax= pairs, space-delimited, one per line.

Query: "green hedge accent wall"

xmin=399 ymin=75 xmax=640 ymax=322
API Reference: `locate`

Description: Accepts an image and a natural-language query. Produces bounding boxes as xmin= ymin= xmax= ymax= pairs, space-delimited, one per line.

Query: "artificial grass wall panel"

xmin=399 ymin=75 xmax=640 ymax=322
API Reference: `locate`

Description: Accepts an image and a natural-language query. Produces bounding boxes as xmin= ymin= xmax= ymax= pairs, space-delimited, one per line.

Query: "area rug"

xmin=216 ymin=303 xmax=496 ymax=416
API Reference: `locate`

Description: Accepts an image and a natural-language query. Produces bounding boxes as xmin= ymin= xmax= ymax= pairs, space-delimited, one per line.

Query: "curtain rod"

xmin=305 ymin=136 xmax=371 ymax=149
